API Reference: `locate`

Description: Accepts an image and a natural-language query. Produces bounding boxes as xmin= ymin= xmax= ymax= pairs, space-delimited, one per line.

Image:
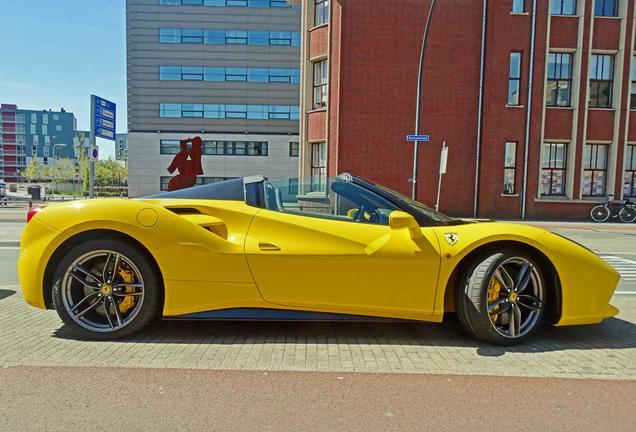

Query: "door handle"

xmin=258 ymin=242 xmax=281 ymax=252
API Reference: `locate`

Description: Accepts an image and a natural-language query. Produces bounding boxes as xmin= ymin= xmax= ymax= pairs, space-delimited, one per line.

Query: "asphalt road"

xmin=0 ymin=367 xmax=633 ymax=432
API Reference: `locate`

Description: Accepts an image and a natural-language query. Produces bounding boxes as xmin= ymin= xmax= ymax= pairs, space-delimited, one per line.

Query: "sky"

xmin=0 ymin=0 xmax=126 ymax=159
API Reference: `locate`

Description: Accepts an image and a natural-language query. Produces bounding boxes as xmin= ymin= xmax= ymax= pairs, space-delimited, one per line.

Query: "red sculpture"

xmin=166 ymin=137 xmax=204 ymax=191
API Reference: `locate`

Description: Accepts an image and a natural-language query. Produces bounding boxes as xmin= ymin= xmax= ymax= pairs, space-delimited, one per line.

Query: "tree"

xmin=52 ymin=158 xmax=75 ymax=183
xmin=22 ymin=159 xmax=42 ymax=182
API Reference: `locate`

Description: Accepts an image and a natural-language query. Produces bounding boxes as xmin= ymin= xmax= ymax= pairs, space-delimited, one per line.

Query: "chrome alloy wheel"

xmin=486 ymin=257 xmax=543 ymax=339
xmin=60 ymin=250 xmax=145 ymax=333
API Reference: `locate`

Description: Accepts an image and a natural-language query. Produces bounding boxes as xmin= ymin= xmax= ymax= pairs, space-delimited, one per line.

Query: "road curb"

xmin=0 ymin=241 xmax=20 ymax=247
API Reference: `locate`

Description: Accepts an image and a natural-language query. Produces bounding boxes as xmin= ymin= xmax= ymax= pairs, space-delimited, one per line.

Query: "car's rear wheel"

xmin=52 ymin=239 xmax=162 ymax=340
xmin=456 ymin=250 xmax=545 ymax=345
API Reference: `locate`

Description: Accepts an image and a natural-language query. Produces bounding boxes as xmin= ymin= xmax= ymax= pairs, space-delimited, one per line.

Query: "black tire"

xmin=456 ymin=249 xmax=546 ymax=345
xmin=590 ymin=205 xmax=610 ymax=222
xmin=52 ymin=238 xmax=162 ymax=340
xmin=619 ymin=207 xmax=636 ymax=223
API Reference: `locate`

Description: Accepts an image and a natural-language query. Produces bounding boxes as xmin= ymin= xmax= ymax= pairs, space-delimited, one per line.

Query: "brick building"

xmin=289 ymin=0 xmax=636 ymax=219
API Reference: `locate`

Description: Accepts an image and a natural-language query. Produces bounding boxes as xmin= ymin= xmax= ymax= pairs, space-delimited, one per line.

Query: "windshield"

xmin=369 ymin=182 xmax=456 ymax=224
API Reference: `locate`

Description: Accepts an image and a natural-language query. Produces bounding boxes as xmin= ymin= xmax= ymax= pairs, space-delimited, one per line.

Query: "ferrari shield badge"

xmin=444 ymin=232 xmax=459 ymax=246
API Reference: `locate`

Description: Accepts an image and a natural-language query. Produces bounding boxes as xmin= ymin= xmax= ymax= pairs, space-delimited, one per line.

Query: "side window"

xmin=263 ymin=177 xmax=400 ymax=225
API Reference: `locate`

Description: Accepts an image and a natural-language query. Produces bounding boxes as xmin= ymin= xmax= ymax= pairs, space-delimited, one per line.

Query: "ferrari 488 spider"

xmin=18 ymin=174 xmax=619 ymax=345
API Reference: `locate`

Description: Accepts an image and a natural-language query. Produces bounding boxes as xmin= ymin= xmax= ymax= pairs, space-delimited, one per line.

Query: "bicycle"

xmin=590 ymin=195 xmax=636 ymax=223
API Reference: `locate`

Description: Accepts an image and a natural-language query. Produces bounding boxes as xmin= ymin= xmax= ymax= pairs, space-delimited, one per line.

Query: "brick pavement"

xmin=0 ymin=286 xmax=634 ymax=379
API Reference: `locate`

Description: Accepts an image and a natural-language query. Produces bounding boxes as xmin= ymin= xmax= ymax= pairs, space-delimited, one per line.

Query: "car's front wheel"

xmin=456 ymin=250 xmax=546 ymax=345
xmin=52 ymin=238 xmax=162 ymax=340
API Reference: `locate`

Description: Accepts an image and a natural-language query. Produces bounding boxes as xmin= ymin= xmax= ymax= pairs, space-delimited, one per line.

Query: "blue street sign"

xmin=407 ymin=135 xmax=430 ymax=142
xmin=92 ymin=95 xmax=116 ymax=141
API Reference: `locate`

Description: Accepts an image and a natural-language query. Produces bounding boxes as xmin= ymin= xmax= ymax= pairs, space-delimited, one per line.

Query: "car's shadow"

xmin=0 ymin=289 xmax=16 ymax=301
xmin=53 ymin=314 xmax=636 ymax=356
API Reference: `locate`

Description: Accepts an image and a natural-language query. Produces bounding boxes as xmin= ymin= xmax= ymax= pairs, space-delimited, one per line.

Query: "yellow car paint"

xmin=18 ymin=197 xmax=619 ymax=327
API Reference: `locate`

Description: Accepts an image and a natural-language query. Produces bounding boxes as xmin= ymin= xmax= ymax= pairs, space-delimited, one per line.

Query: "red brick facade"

xmin=293 ymin=0 xmax=636 ymax=220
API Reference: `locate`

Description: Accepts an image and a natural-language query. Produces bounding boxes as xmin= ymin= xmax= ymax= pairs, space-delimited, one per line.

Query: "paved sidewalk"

xmin=0 ymin=287 xmax=634 ymax=379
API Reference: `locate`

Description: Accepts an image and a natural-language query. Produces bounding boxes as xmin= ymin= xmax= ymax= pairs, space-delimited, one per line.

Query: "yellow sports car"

xmin=18 ymin=174 xmax=619 ymax=345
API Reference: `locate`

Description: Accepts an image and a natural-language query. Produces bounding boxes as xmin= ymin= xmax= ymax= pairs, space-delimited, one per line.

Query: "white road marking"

xmin=0 ymin=246 xmax=19 ymax=250
xmin=601 ymin=255 xmax=636 ymax=281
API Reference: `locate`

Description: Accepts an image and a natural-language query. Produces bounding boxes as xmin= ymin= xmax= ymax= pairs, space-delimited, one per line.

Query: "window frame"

xmin=582 ymin=143 xmax=609 ymax=197
xmin=311 ymin=142 xmax=327 ymax=192
xmin=630 ymin=56 xmax=636 ymax=109
xmin=624 ymin=144 xmax=636 ymax=197
xmin=541 ymin=142 xmax=568 ymax=196
xmin=315 ymin=0 xmax=329 ymax=26
xmin=512 ymin=0 xmax=525 ymax=13
xmin=289 ymin=142 xmax=299 ymax=157
xmin=313 ymin=60 xmax=328 ymax=109
xmin=594 ymin=0 xmax=618 ymax=17
xmin=503 ymin=141 xmax=518 ymax=195
xmin=546 ymin=52 xmax=573 ymax=107
xmin=549 ymin=0 xmax=577 ymax=15
xmin=589 ymin=54 xmax=615 ymax=108
xmin=508 ymin=52 xmax=523 ymax=106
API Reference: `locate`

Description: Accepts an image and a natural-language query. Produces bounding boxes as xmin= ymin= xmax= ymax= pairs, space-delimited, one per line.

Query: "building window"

xmin=159 ymin=140 xmax=181 ymax=154
xmin=550 ymin=0 xmax=577 ymax=14
xmin=624 ymin=144 xmax=636 ymax=197
xmin=546 ymin=52 xmax=573 ymax=107
xmin=631 ymin=56 xmax=636 ymax=109
xmin=313 ymin=60 xmax=328 ymax=109
xmin=582 ymin=143 xmax=609 ymax=196
xmin=226 ymin=30 xmax=248 ymax=44
xmin=31 ymin=113 xmax=37 ymax=123
xmin=289 ymin=142 xmax=299 ymax=157
xmin=42 ymin=114 xmax=48 ymax=124
xmin=288 ymin=178 xmax=299 ymax=195
xmin=160 ymin=103 xmax=299 ymax=120
xmin=53 ymin=114 xmax=59 ymax=120
xmin=589 ymin=54 xmax=614 ymax=108
xmin=541 ymin=142 xmax=568 ymax=196
xmin=503 ymin=142 xmax=517 ymax=195
xmin=508 ymin=52 xmax=522 ymax=106
xmin=160 ymin=28 xmax=300 ymax=46
xmin=160 ymin=66 xmax=300 ymax=83
xmin=315 ymin=0 xmax=329 ymax=25
xmin=595 ymin=0 xmax=618 ymax=17
xmin=42 ymin=125 xmax=48 ymax=135
xmin=512 ymin=0 xmax=525 ymax=13
xmin=159 ymin=0 xmax=293 ymax=7
xmin=160 ymin=139 xmax=268 ymax=156
xmin=311 ymin=142 xmax=327 ymax=192
xmin=55 ymin=125 xmax=62 ymax=131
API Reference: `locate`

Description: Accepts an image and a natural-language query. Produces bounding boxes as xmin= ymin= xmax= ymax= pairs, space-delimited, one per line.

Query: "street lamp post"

xmin=411 ymin=0 xmax=437 ymax=200
xmin=52 ymin=143 xmax=67 ymax=160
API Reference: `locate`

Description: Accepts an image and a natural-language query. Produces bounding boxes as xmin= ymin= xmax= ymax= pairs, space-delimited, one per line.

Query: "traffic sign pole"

xmin=89 ymin=96 xmax=96 ymax=199
xmin=89 ymin=95 xmax=117 ymax=199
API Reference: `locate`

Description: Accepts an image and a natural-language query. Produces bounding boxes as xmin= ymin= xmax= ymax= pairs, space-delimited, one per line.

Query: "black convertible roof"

xmin=143 ymin=177 xmax=248 ymax=201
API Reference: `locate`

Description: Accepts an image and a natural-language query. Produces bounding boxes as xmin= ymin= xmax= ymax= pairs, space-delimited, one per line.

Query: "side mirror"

xmin=389 ymin=211 xmax=423 ymax=240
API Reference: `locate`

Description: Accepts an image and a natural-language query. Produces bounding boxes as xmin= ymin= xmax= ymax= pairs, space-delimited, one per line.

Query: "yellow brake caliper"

xmin=117 ymin=268 xmax=138 ymax=314
xmin=487 ymin=278 xmax=502 ymax=322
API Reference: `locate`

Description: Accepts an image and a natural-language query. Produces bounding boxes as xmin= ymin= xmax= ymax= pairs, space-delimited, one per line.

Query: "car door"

xmin=244 ymin=178 xmax=442 ymax=316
